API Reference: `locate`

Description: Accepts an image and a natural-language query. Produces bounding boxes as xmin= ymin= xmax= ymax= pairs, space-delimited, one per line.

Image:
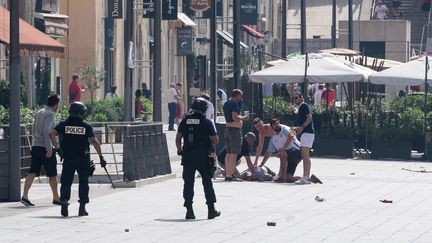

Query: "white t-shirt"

xmin=267 ymin=125 xmax=301 ymax=153
xmin=313 ymin=89 xmax=324 ymax=105
xmin=167 ymin=87 xmax=178 ymax=103
xmin=205 ymin=101 xmax=215 ymax=120
xmin=375 ymin=5 xmax=388 ymax=20
xmin=217 ymin=89 xmax=227 ymax=104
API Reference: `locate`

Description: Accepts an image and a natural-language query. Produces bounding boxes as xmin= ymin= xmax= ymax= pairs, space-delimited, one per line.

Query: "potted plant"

xmin=79 ymin=66 xmax=105 ymax=104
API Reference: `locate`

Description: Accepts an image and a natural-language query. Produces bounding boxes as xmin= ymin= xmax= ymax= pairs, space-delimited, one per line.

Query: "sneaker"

xmin=295 ymin=178 xmax=311 ymax=185
xmin=225 ymin=176 xmax=242 ymax=182
xmin=272 ymin=175 xmax=280 ymax=182
xmin=309 ymin=174 xmax=323 ymax=184
xmin=52 ymin=200 xmax=62 ymax=206
xmin=61 ymin=201 xmax=69 ymax=217
xmin=20 ymin=197 xmax=35 ymax=207
xmin=273 ymin=177 xmax=286 ymax=183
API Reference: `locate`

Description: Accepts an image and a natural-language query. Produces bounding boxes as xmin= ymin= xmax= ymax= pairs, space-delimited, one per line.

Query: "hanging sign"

xmin=108 ymin=0 xmax=123 ymax=19
xmin=239 ymin=0 xmax=257 ymax=25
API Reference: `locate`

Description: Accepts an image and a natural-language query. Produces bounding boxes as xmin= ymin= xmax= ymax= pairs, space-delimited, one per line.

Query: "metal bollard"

xmin=122 ymin=129 xmax=135 ymax=181
xmin=136 ymin=130 xmax=147 ymax=179
xmin=130 ymin=132 xmax=141 ymax=180
xmin=161 ymin=133 xmax=172 ymax=174
xmin=142 ymin=130 xmax=153 ymax=178
xmin=149 ymin=128 xmax=158 ymax=177
xmin=155 ymin=129 xmax=166 ymax=175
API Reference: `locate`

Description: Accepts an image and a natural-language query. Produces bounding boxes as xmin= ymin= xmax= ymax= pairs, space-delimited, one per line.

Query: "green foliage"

xmin=262 ymin=96 xmax=297 ymax=122
xmin=140 ymin=96 xmax=153 ymax=122
xmin=79 ymin=65 xmax=105 ymax=103
xmin=0 ymin=79 xmax=28 ymax=108
xmin=84 ymin=97 xmax=124 ymax=122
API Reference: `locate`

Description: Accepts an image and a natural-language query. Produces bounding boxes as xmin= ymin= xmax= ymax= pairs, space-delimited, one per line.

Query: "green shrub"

xmin=85 ymin=97 xmax=124 ymax=122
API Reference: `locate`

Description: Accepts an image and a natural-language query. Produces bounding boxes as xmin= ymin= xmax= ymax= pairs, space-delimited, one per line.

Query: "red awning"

xmin=0 ymin=6 xmax=65 ymax=58
xmin=241 ymin=25 xmax=264 ymax=38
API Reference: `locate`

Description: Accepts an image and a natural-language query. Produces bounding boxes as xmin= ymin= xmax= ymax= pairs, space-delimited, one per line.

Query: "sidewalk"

xmin=1 ymin=154 xmax=432 ymax=242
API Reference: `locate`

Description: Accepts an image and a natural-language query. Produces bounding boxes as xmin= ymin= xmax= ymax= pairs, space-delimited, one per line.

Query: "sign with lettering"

xmin=189 ymin=0 xmax=211 ymax=12
xmin=108 ymin=0 xmax=123 ymax=19
xmin=143 ymin=0 xmax=178 ymax=20
xmin=162 ymin=0 xmax=178 ymax=20
xmin=239 ymin=0 xmax=257 ymax=25
xmin=177 ymin=27 xmax=193 ymax=56
xmin=65 ymin=126 xmax=86 ymax=135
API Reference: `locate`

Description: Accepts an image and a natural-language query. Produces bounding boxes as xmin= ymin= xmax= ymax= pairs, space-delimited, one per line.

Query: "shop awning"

xmin=0 ymin=6 xmax=65 ymax=58
xmin=177 ymin=13 xmax=196 ymax=27
xmin=216 ymin=30 xmax=248 ymax=49
xmin=241 ymin=25 xmax=264 ymax=38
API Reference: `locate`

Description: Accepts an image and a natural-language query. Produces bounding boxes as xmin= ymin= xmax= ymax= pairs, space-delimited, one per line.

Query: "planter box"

xmin=0 ymin=139 xmax=9 ymax=200
xmin=313 ymin=137 xmax=354 ymax=158
xmin=371 ymin=140 xmax=411 ymax=160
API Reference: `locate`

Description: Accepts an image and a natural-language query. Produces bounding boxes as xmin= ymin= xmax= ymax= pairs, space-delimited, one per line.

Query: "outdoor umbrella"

xmin=369 ymin=55 xmax=432 ymax=159
xmin=249 ymin=53 xmax=369 ymax=84
xmin=369 ymin=56 xmax=432 ymax=85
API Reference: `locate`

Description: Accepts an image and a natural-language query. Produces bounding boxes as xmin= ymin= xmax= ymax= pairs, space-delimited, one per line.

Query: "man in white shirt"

xmin=201 ymin=94 xmax=216 ymax=131
xmin=258 ymin=118 xmax=302 ymax=183
xmin=167 ymin=83 xmax=180 ymax=131
xmin=374 ymin=1 xmax=388 ymax=20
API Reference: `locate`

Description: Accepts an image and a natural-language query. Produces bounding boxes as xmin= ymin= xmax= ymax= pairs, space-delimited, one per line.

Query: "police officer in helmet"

xmin=49 ymin=102 xmax=107 ymax=217
xmin=175 ymin=97 xmax=221 ymax=220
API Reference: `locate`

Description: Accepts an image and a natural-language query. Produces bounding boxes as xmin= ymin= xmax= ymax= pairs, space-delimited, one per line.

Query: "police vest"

xmin=181 ymin=114 xmax=213 ymax=153
xmin=57 ymin=118 xmax=93 ymax=157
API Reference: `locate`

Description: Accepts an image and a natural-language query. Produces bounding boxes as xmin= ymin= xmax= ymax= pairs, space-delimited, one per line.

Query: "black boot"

xmin=207 ymin=204 xmax=221 ymax=220
xmin=78 ymin=203 xmax=89 ymax=216
xmin=185 ymin=206 xmax=195 ymax=220
xmin=61 ymin=201 xmax=69 ymax=217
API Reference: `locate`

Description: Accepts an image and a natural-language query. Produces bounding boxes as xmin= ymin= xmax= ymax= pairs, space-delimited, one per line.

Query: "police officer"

xmin=49 ymin=102 xmax=107 ymax=217
xmin=175 ymin=97 xmax=221 ymax=220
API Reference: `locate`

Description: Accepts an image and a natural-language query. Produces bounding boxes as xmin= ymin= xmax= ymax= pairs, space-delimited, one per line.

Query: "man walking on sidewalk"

xmin=21 ymin=94 xmax=61 ymax=207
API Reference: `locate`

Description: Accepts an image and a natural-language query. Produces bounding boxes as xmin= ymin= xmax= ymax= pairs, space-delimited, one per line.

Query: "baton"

xmin=103 ymin=167 xmax=116 ymax=189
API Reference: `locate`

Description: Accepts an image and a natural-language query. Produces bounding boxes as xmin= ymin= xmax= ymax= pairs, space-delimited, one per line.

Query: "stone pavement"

xmin=2 ymin=128 xmax=432 ymax=242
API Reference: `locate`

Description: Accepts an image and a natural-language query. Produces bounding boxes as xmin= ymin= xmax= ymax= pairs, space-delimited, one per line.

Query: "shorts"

xmin=286 ymin=149 xmax=302 ymax=175
xmin=29 ymin=146 xmax=58 ymax=177
xmin=175 ymin=103 xmax=182 ymax=118
xmin=224 ymin=127 xmax=242 ymax=154
xmin=300 ymin=132 xmax=315 ymax=148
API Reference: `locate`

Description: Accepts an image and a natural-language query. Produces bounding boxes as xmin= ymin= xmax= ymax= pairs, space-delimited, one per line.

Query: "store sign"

xmin=162 ymin=0 xmax=178 ymax=20
xmin=143 ymin=0 xmax=155 ymax=18
xmin=202 ymin=0 xmax=223 ymax=18
xmin=189 ymin=0 xmax=211 ymax=12
xmin=239 ymin=0 xmax=257 ymax=25
xmin=143 ymin=0 xmax=178 ymax=20
xmin=177 ymin=27 xmax=193 ymax=56
xmin=108 ymin=0 xmax=123 ymax=19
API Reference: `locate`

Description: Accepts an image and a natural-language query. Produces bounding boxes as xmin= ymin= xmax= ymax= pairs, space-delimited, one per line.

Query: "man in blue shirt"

xmin=222 ymin=89 xmax=249 ymax=181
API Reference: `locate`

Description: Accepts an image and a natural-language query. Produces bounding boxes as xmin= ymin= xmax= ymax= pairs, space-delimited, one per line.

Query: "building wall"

xmin=59 ymin=0 xmax=104 ymax=103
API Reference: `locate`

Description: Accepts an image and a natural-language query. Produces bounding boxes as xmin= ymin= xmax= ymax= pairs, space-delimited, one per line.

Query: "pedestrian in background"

xmin=141 ymin=82 xmax=152 ymax=99
xmin=68 ymin=74 xmax=85 ymax=104
xmin=223 ymin=89 xmax=249 ymax=181
xmin=105 ymin=85 xmax=118 ymax=100
xmin=175 ymin=83 xmax=183 ymax=128
xmin=49 ymin=102 xmax=107 ymax=217
xmin=21 ymin=94 xmax=61 ymax=207
xmin=167 ymin=83 xmax=180 ymax=131
xmin=176 ymin=98 xmax=221 ymax=220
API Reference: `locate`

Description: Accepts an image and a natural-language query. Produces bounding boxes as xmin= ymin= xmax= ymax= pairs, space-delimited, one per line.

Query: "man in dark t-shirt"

xmin=217 ymin=132 xmax=256 ymax=178
xmin=293 ymin=92 xmax=315 ymax=185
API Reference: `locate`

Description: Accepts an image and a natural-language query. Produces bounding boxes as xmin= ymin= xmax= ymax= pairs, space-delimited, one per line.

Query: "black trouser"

xmin=182 ymin=152 xmax=216 ymax=207
xmin=60 ymin=156 xmax=90 ymax=204
xmin=168 ymin=102 xmax=177 ymax=130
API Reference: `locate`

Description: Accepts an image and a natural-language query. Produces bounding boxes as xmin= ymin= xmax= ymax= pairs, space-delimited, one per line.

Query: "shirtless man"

xmin=253 ymin=118 xmax=274 ymax=166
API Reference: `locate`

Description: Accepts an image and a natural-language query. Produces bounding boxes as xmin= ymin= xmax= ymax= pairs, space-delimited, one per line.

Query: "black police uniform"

xmin=178 ymin=112 xmax=217 ymax=210
xmin=55 ymin=117 xmax=94 ymax=205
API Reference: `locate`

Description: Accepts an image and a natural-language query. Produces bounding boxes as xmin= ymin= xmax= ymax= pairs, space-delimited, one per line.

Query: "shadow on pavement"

xmin=154 ymin=218 xmax=207 ymax=222
xmin=30 ymin=215 xmax=82 ymax=219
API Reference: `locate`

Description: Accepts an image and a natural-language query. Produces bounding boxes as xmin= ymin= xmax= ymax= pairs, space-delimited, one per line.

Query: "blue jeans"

xmin=168 ymin=102 xmax=177 ymax=130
